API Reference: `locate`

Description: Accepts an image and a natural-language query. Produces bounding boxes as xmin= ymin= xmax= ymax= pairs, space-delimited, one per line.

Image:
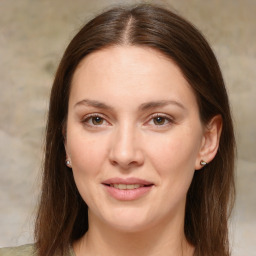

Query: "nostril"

xmin=110 ymin=159 xmax=118 ymax=166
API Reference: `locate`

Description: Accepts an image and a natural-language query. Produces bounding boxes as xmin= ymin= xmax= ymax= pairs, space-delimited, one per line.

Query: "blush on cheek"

xmin=72 ymin=154 xmax=97 ymax=175
xmin=150 ymin=136 xmax=197 ymax=177
xmin=69 ymin=138 xmax=108 ymax=176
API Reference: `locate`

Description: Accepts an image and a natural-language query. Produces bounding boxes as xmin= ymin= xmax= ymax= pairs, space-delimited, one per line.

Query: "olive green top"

xmin=0 ymin=244 xmax=76 ymax=256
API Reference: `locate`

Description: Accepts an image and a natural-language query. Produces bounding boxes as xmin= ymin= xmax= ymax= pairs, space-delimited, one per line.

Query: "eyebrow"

xmin=74 ymin=99 xmax=114 ymax=111
xmin=74 ymin=99 xmax=186 ymax=111
xmin=138 ymin=100 xmax=186 ymax=111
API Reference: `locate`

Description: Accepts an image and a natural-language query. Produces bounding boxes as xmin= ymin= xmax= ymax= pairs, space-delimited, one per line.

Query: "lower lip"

xmin=103 ymin=185 xmax=153 ymax=201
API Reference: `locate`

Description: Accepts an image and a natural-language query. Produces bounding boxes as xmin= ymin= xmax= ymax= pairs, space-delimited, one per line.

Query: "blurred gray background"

xmin=0 ymin=0 xmax=255 ymax=255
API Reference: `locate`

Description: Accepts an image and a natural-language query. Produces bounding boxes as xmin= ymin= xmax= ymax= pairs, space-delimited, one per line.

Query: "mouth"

xmin=102 ymin=177 xmax=154 ymax=200
xmin=104 ymin=183 xmax=153 ymax=190
xmin=102 ymin=177 xmax=154 ymax=189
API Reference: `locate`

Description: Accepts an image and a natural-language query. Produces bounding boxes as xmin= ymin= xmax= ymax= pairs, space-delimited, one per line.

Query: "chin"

xmin=109 ymin=220 xmax=153 ymax=233
xmin=101 ymin=208 xmax=159 ymax=233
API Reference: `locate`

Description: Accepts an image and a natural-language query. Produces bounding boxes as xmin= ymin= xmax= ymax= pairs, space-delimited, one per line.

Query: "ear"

xmin=62 ymin=120 xmax=72 ymax=168
xmin=62 ymin=123 xmax=69 ymax=157
xmin=195 ymin=115 xmax=222 ymax=170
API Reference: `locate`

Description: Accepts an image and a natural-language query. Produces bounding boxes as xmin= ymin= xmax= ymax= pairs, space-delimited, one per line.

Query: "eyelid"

xmin=146 ymin=113 xmax=175 ymax=126
xmin=81 ymin=112 xmax=175 ymax=128
xmin=82 ymin=113 xmax=110 ymax=127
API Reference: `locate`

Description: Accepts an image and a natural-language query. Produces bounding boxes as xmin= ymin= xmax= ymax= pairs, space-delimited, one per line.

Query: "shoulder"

xmin=0 ymin=244 xmax=35 ymax=256
xmin=0 ymin=244 xmax=75 ymax=256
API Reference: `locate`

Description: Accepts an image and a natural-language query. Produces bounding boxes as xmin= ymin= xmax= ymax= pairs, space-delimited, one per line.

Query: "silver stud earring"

xmin=65 ymin=160 xmax=71 ymax=167
xmin=200 ymin=160 xmax=207 ymax=166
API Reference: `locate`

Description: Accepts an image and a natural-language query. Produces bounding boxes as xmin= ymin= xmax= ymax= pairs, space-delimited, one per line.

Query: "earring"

xmin=65 ymin=160 xmax=71 ymax=167
xmin=200 ymin=160 xmax=207 ymax=166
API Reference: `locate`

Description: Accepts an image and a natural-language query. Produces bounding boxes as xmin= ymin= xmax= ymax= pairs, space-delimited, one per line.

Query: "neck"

xmin=73 ymin=211 xmax=194 ymax=256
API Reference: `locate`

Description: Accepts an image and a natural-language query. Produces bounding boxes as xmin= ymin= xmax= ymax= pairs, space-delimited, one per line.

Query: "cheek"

xmin=67 ymin=131 xmax=108 ymax=178
xmin=149 ymin=134 xmax=199 ymax=168
xmin=145 ymin=131 xmax=201 ymax=212
xmin=67 ymin=133 xmax=109 ymax=205
xmin=145 ymin=129 xmax=201 ymax=188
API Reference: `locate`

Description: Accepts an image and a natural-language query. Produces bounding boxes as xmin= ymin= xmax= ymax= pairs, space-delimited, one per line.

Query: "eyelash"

xmin=82 ymin=113 xmax=109 ymax=127
xmin=82 ymin=113 xmax=174 ymax=128
xmin=148 ymin=113 xmax=174 ymax=127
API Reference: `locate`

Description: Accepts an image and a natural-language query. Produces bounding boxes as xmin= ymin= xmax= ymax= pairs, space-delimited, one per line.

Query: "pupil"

xmin=154 ymin=117 xmax=164 ymax=125
xmin=93 ymin=117 xmax=103 ymax=124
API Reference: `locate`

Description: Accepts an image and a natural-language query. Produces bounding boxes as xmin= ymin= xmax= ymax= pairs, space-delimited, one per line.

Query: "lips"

xmin=103 ymin=177 xmax=153 ymax=186
xmin=110 ymin=184 xmax=143 ymax=189
xmin=102 ymin=177 xmax=154 ymax=200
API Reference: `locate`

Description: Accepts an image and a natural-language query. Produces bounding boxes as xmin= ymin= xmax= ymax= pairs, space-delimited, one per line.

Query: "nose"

xmin=109 ymin=124 xmax=144 ymax=169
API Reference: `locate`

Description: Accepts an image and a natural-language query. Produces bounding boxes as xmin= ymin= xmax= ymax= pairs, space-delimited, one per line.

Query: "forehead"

xmin=70 ymin=45 xmax=198 ymax=111
xmin=73 ymin=45 xmax=180 ymax=81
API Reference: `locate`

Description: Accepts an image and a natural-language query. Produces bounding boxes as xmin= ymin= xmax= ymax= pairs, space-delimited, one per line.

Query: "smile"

xmin=109 ymin=184 xmax=148 ymax=190
xmin=102 ymin=178 xmax=154 ymax=200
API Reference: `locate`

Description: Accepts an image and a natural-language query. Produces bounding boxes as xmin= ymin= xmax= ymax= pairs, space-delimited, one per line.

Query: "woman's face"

xmin=66 ymin=46 xmax=206 ymax=232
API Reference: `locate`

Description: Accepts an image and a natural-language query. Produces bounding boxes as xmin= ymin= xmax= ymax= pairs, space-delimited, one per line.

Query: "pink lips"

xmin=102 ymin=177 xmax=154 ymax=201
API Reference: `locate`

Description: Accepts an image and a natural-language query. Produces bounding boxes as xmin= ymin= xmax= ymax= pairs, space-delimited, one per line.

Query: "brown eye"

xmin=153 ymin=116 xmax=167 ymax=125
xmin=92 ymin=116 xmax=104 ymax=125
xmin=83 ymin=114 xmax=108 ymax=127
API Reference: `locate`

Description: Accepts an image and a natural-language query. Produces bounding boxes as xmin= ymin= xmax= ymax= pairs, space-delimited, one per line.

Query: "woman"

xmin=1 ymin=3 xmax=235 ymax=256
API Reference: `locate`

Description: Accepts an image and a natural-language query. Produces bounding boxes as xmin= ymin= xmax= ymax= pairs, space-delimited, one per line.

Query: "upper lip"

xmin=102 ymin=177 xmax=154 ymax=186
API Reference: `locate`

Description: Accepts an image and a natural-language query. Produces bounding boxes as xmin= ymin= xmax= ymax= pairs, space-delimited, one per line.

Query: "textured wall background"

xmin=0 ymin=0 xmax=255 ymax=255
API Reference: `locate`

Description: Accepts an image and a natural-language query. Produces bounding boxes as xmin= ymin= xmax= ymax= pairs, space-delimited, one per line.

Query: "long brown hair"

xmin=35 ymin=3 xmax=235 ymax=256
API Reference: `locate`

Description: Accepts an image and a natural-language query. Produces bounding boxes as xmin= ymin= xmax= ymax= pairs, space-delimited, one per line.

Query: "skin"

xmin=65 ymin=46 xmax=222 ymax=256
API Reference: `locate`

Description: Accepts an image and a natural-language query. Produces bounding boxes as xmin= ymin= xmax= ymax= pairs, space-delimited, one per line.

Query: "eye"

xmin=153 ymin=116 xmax=167 ymax=125
xmin=148 ymin=114 xmax=173 ymax=126
xmin=82 ymin=114 xmax=109 ymax=127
